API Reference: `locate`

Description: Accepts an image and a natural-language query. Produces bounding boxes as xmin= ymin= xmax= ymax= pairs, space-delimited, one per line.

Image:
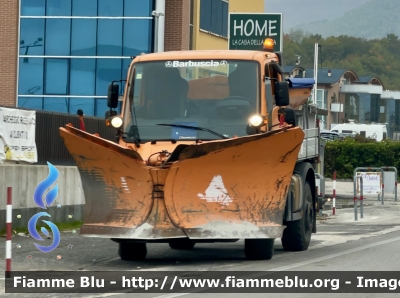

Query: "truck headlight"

xmin=110 ymin=116 xmax=123 ymax=129
xmin=248 ymin=114 xmax=264 ymax=127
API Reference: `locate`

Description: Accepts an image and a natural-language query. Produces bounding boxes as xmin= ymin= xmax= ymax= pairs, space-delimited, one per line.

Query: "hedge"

xmin=324 ymin=137 xmax=400 ymax=180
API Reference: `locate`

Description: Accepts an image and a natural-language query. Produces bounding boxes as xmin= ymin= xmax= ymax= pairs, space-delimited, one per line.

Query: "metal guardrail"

xmin=353 ymin=175 xmax=364 ymax=221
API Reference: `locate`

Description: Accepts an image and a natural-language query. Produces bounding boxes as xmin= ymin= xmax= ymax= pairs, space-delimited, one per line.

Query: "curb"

xmin=324 ymin=194 xmax=398 ymax=201
xmin=324 ymin=178 xmax=354 ymax=182
xmin=322 ymin=199 xmax=399 ymax=211
xmin=323 ymin=202 xmax=377 ymax=211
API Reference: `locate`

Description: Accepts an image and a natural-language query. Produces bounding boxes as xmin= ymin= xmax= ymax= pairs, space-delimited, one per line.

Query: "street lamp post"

xmin=152 ymin=11 xmax=165 ymax=53
xmin=313 ymin=43 xmax=319 ymax=105
xmin=311 ymin=43 xmax=320 ymax=128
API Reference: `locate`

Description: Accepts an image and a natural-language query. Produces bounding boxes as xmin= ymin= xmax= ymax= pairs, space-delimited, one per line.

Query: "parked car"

xmin=320 ymin=131 xmax=342 ymax=141
xmin=331 ymin=122 xmax=387 ymax=141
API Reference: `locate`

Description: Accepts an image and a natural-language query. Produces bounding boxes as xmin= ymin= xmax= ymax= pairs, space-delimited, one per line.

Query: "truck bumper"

xmin=80 ymin=223 xmax=286 ymax=240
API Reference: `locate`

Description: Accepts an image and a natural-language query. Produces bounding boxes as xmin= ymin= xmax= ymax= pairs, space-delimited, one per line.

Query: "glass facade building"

xmin=18 ymin=0 xmax=154 ymax=117
xmin=344 ymin=93 xmax=380 ymax=124
xmin=385 ymin=98 xmax=400 ymax=138
xmin=344 ymin=92 xmax=400 ymax=138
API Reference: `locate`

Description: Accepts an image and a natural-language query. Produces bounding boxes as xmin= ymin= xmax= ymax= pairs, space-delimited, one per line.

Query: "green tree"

xmin=282 ymin=32 xmax=400 ymax=90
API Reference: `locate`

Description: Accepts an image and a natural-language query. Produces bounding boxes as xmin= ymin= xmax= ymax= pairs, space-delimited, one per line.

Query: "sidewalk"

xmin=323 ymin=180 xmax=399 ymax=210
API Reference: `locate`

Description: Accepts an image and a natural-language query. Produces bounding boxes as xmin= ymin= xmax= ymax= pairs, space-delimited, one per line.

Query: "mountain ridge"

xmin=265 ymin=0 xmax=370 ymax=32
xmin=294 ymin=0 xmax=400 ymax=39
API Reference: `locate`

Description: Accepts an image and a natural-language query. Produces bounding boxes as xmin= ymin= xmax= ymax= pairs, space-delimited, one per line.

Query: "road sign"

xmin=228 ymin=13 xmax=282 ymax=52
xmin=356 ymin=172 xmax=382 ymax=194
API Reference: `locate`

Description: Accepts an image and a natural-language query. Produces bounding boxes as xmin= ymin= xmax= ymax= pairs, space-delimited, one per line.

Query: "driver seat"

xmin=228 ymin=63 xmax=257 ymax=101
xmin=143 ymin=66 xmax=188 ymax=119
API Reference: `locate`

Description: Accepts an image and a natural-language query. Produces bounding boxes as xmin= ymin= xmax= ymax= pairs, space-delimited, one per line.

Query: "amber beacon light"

xmin=263 ymin=38 xmax=275 ymax=52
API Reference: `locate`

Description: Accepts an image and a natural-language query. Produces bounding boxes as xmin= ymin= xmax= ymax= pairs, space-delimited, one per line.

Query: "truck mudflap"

xmin=59 ymin=125 xmax=304 ymax=240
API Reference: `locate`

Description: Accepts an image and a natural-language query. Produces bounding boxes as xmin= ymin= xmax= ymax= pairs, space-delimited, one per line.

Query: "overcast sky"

xmin=264 ymin=0 xmax=371 ymax=30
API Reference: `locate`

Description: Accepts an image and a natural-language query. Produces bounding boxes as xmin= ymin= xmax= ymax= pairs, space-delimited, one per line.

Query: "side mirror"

xmin=283 ymin=107 xmax=296 ymax=126
xmin=107 ymin=83 xmax=119 ymax=108
xmin=275 ymin=81 xmax=289 ymax=107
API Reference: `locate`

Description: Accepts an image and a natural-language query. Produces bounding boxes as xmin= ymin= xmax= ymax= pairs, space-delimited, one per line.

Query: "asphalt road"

xmin=1 ymin=201 xmax=400 ymax=298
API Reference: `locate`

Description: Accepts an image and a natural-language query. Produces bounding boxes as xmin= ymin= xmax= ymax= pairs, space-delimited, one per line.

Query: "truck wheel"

xmin=244 ymin=239 xmax=274 ymax=260
xmin=281 ymin=181 xmax=313 ymax=251
xmin=118 ymin=242 xmax=147 ymax=261
xmin=169 ymin=239 xmax=196 ymax=250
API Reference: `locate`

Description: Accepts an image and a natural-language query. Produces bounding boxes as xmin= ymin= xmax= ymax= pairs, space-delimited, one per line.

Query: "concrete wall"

xmin=0 ymin=165 xmax=85 ymax=230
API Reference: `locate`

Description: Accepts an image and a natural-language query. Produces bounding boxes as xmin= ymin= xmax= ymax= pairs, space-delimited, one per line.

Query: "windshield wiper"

xmin=156 ymin=124 xmax=229 ymax=139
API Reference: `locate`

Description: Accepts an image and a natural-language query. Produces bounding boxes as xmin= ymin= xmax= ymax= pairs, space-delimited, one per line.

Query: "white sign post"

xmin=0 ymin=107 xmax=37 ymax=163
xmin=356 ymin=172 xmax=382 ymax=195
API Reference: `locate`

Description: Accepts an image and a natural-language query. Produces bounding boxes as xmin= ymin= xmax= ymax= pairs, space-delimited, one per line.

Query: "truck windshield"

xmin=122 ymin=59 xmax=260 ymax=143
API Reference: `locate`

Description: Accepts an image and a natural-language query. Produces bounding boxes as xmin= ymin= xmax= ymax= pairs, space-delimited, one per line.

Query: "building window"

xmin=308 ymin=89 xmax=327 ymax=110
xmin=18 ymin=0 xmax=154 ymax=117
xmin=316 ymin=89 xmax=327 ymax=110
xmin=200 ymin=0 xmax=228 ymax=38
xmin=395 ymin=100 xmax=400 ymax=132
xmin=344 ymin=93 xmax=381 ymax=124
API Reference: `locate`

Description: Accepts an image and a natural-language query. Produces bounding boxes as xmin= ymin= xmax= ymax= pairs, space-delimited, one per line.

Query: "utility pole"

xmin=152 ymin=11 xmax=165 ymax=52
xmin=313 ymin=43 xmax=319 ymax=105
xmin=312 ymin=43 xmax=319 ymax=128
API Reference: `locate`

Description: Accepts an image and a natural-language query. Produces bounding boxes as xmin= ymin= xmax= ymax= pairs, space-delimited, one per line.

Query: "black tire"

xmin=118 ymin=242 xmax=147 ymax=261
xmin=281 ymin=181 xmax=314 ymax=251
xmin=244 ymin=239 xmax=274 ymax=260
xmin=169 ymin=239 xmax=196 ymax=250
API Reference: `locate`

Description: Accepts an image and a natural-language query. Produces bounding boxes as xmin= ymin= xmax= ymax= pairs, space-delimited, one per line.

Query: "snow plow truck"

xmin=59 ymin=38 xmax=322 ymax=261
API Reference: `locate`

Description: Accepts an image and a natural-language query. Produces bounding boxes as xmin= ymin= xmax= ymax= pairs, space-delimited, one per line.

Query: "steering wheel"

xmin=222 ymin=96 xmax=252 ymax=102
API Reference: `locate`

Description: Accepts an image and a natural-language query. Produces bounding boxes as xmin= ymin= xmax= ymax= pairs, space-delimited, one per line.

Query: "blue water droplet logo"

xmin=28 ymin=162 xmax=61 ymax=253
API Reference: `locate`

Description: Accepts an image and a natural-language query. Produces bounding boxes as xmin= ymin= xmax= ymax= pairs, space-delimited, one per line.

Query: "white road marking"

xmin=81 ymin=294 xmax=126 ymax=298
xmin=155 ymin=235 xmax=400 ymax=298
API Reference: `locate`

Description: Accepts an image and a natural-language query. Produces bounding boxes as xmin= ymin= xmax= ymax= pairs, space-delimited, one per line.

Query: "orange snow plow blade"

xmin=59 ymin=125 xmax=168 ymax=239
xmin=163 ymin=126 xmax=304 ymax=239
xmin=60 ymin=125 xmax=304 ymax=240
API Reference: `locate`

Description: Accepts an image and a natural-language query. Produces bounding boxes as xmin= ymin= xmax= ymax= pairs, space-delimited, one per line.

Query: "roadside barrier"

xmin=353 ymin=167 xmax=385 ymax=205
xmin=332 ymin=171 xmax=336 ymax=215
xmin=5 ymin=187 xmax=12 ymax=278
xmin=353 ymin=175 xmax=364 ymax=221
